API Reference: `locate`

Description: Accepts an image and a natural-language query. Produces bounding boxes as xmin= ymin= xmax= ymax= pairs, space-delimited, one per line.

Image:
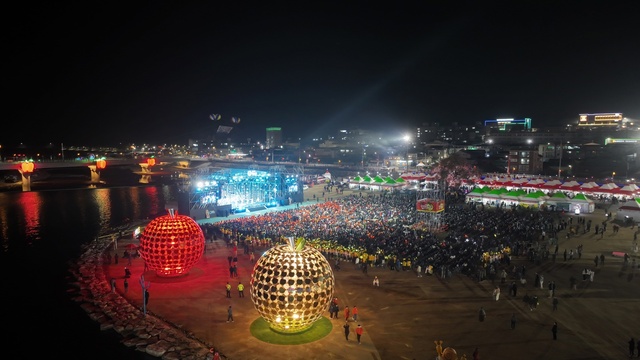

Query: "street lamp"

xmin=403 ymin=135 xmax=410 ymax=172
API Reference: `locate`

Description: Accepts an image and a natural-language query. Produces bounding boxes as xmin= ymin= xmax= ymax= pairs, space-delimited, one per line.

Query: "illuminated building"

xmin=578 ymin=113 xmax=623 ymax=127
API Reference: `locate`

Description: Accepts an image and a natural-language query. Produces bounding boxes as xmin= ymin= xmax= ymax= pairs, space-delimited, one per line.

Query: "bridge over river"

xmin=0 ymin=156 xmax=364 ymax=193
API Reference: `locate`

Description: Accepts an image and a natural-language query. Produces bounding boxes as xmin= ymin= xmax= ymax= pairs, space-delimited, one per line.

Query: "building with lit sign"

xmin=578 ymin=113 xmax=623 ymax=127
xmin=604 ymin=138 xmax=640 ymax=145
xmin=484 ymin=118 xmax=532 ymax=133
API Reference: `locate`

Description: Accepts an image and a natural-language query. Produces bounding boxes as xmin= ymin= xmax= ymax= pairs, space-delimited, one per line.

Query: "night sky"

xmin=6 ymin=1 xmax=639 ymax=148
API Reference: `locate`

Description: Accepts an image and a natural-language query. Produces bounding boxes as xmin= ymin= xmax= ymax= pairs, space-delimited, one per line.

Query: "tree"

xmin=432 ymin=152 xmax=479 ymax=187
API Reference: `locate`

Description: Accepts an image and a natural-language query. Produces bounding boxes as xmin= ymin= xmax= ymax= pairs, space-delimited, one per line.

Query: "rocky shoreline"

xmin=67 ymin=234 xmax=214 ymax=360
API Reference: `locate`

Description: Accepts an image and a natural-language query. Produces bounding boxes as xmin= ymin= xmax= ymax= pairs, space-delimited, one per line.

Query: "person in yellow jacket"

xmin=238 ymin=282 xmax=245 ymax=298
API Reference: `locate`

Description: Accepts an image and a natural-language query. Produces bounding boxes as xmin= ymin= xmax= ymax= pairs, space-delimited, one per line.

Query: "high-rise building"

xmin=266 ymin=127 xmax=282 ymax=149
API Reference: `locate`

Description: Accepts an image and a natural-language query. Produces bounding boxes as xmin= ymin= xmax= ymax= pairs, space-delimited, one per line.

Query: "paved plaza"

xmin=107 ymin=186 xmax=640 ymax=360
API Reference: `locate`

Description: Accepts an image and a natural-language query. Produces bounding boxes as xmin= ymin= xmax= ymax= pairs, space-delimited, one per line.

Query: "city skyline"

xmin=6 ymin=2 xmax=639 ymax=148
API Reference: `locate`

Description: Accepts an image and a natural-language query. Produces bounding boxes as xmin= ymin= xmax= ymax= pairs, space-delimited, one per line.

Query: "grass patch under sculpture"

xmin=250 ymin=316 xmax=332 ymax=345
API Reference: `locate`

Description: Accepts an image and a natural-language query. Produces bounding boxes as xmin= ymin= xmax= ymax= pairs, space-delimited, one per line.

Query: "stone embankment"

xmin=67 ymin=235 xmax=214 ymax=360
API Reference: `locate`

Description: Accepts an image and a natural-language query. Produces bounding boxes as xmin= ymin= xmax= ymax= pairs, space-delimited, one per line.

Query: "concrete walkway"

xmin=107 ymin=188 xmax=640 ymax=360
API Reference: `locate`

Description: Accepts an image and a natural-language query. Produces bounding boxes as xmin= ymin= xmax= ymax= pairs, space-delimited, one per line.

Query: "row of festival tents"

xmin=348 ymin=174 xmax=408 ymax=190
xmin=471 ymin=176 xmax=640 ymax=197
xmin=466 ymin=187 xmax=596 ymax=213
xmin=393 ymin=172 xmax=640 ymax=197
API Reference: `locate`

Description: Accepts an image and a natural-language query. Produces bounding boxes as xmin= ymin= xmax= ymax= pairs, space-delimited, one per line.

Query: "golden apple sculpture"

xmin=250 ymin=237 xmax=334 ymax=333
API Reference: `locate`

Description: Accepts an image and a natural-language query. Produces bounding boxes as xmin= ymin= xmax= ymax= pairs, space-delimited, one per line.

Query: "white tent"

xmin=560 ymin=180 xmax=580 ymax=188
xmin=569 ymin=193 xmax=595 ymax=213
xmin=579 ymin=181 xmax=599 ymax=190
xmin=615 ymin=200 xmax=640 ymax=221
xmin=598 ymin=182 xmax=619 ymax=190
xmin=619 ymin=184 xmax=640 ymax=192
xmin=524 ymin=178 xmax=545 ymax=188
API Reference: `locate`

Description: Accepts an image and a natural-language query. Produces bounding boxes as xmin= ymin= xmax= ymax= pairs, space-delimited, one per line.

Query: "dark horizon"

xmin=6 ymin=2 xmax=639 ymax=147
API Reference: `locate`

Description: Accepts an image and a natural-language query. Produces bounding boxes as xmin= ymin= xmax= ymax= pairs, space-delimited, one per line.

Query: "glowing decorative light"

xmin=138 ymin=209 xmax=205 ymax=277
xmin=147 ymin=158 xmax=156 ymax=167
xmin=20 ymin=160 xmax=35 ymax=173
xmin=250 ymin=238 xmax=334 ymax=333
xmin=96 ymin=159 xmax=107 ymax=170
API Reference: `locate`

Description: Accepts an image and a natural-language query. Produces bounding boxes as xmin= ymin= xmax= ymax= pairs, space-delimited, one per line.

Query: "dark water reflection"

xmin=0 ymin=185 xmax=177 ymax=359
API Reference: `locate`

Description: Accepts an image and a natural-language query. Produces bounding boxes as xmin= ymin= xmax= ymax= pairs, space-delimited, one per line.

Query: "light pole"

xmin=403 ymin=135 xmax=410 ymax=172
xmin=139 ymin=274 xmax=151 ymax=316
xmin=557 ymin=143 xmax=562 ymax=178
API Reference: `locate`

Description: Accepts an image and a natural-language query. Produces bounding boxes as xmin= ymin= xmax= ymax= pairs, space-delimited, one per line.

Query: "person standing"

xmin=126 ymin=250 xmax=133 ymax=266
xmin=226 ymin=282 xmax=232 ymax=298
xmin=329 ymin=302 xmax=338 ymax=319
xmin=472 ymin=347 xmax=479 ymax=360
xmin=478 ymin=307 xmax=486 ymax=322
xmin=124 ymin=278 xmax=129 ymax=294
xmin=249 ymin=251 xmax=255 ymax=263
xmin=629 ymin=338 xmax=636 ymax=358
xmin=355 ymin=324 xmax=363 ymax=344
xmin=344 ymin=306 xmax=350 ymax=321
xmin=552 ymin=322 xmax=558 ymax=340
xmin=238 ymin=282 xmax=245 ymax=298
xmin=552 ymin=297 xmax=559 ymax=311
xmin=227 ymin=305 xmax=234 ymax=323
xmin=110 ymin=278 xmax=116 ymax=293
xmin=144 ymin=290 xmax=150 ymax=307
xmin=373 ymin=276 xmax=379 ymax=287
xmin=510 ymin=313 xmax=517 ymax=329
xmin=493 ymin=286 xmax=500 ymax=301
xmin=352 ymin=306 xmax=359 ymax=321
xmin=343 ymin=321 xmax=350 ymax=341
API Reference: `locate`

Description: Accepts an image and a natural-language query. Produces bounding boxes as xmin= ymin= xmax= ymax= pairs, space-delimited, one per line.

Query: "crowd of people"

xmin=203 ymin=189 xmax=565 ymax=281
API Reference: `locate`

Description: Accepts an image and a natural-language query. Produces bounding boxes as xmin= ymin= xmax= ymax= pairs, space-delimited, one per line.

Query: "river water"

xmin=0 ymin=184 xmax=178 ymax=359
